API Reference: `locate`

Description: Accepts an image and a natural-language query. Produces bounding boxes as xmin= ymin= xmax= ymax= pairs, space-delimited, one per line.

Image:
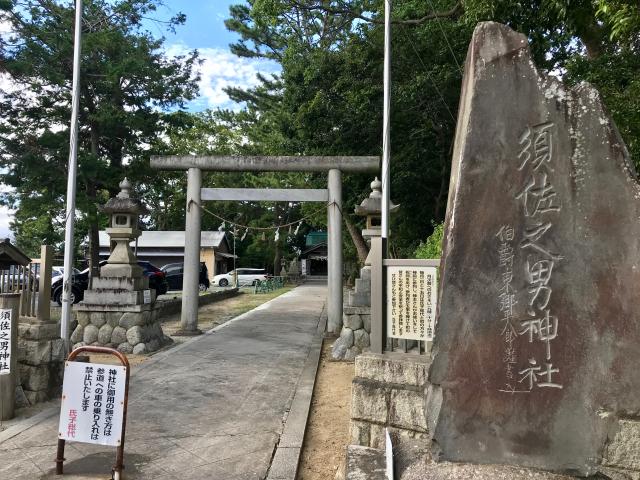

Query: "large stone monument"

xmin=429 ymin=22 xmax=640 ymax=476
xmin=73 ymin=179 xmax=167 ymax=354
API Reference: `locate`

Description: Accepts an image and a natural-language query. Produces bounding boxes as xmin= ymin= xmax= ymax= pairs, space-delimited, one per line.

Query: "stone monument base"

xmin=349 ymin=353 xmax=429 ymax=450
xmin=17 ymin=319 xmax=65 ymax=404
xmin=72 ymin=303 xmax=170 ymax=355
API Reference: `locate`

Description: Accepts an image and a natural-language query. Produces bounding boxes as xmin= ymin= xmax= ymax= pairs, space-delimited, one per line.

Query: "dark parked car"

xmin=161 ymin=262 xmax=210 ymax=292
xmin=51 ymin=260 xmax=168 ymax=305
xmin=51 ymin=269 xmax=89 ymax=306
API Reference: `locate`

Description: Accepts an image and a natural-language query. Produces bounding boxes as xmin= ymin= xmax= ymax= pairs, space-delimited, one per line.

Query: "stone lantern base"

xmin=72 ymin=275 xmax=170 ymax=354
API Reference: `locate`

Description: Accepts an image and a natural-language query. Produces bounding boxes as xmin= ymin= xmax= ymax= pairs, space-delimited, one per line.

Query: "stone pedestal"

xmin=73 ymin=303 xmax=167 ymax=354
xmin=17 ymin=319 xmax=65 ymax=405
xmin=332 ymin=266 xmax=372 ymax=360
xmin=349 ymin=352 xmax=430 ymax=450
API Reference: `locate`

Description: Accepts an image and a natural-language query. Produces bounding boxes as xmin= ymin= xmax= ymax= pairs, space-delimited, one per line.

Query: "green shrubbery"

xmin=414 ymin=222 xmax=444 ymax=259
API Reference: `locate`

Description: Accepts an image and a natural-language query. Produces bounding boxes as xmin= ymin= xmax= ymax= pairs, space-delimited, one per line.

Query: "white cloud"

xmin=167 ymin=43 xmax=280 ymax=110
xmin=0 ymin=206 xmax=14 ymax=240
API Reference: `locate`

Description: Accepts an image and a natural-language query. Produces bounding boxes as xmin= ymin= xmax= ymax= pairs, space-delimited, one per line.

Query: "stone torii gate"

xmin=150 ymin=155 xmax=379 ymax=335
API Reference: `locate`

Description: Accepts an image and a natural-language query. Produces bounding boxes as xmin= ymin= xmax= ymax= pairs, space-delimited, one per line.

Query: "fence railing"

xmin=254 ymin=276 xmax=285 ymax=294
xmin=0 ymin=245 xmax=53 ymax=321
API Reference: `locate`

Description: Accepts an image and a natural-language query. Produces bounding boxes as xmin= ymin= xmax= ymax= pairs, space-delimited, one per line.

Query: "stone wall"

xmin=333 ymin=267 xmax=372 ymax=360
xmin=71 ymin=306 xmax=169 ymax=355
xmin=350 ymin=352 xmax=430 ymax=449
xmin=17 ymin=320 xmax=65 ymax=404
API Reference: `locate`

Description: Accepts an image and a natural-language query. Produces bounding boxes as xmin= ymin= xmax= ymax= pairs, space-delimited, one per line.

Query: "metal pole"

xmin=61 ymin=0 xmax=83 ymax=349
xmin=381 ymin=0 xmax=392 ymax=251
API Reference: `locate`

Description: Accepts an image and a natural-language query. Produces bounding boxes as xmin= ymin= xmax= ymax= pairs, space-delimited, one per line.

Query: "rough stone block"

xmin=50 ymin=339 xmax=66 ymax=362
xmin=18 ymin=322 xmax=59 ymax=341
xmin=19 ymin=364 xmax=52 ymax=391
xmin=344 ymin=313 xmax=363 ymax=330
xmin=18 ymin=338 xmax=53 ymax=365
xmin=117 ymin=342 xmax=133 ymax=354
xmin=83 ymin=324 xmax=99 ymax=344
xmin=355 ymin=353 xmax=430 ymax=387
xmin=126 ymin=326 xmax=144 ymax=345
xmin=70 ymin=324 xmax=84 ymax=344
xmin=345 ymin=445 xmax=386 ymax=480
xmin=340 ymin=327 xmax=354 ymax=348
xmin=89 ymin=312 xmax=107 ymax=328
xmin=98 ymin=324 xmax=114 ymax=344
xmin=359 ymin=267 xmax=371 ymax=282
xmin=76 ymin=311 xmax=91 ymax=327
xmin=389 ymin=388 xmax=428 ymax=432
xmin=604 ymin=419 xmax=640 ymax=471
xmin=350 ymin=420 xmax=371 ymax=447
xmin=362 ymin=314 xmax=371 ymax=333
xmin=345 ymin=346 xmax=360 ymax=361
xmin=132 ymin=342 xmax=146 ymax=355
xmin=106 ymin=312 xmax=121 ymax=328
xmin=119 ymin=312 xmax=144 ymax=330
xmin=111 ymin=326 xmax=127 ymax=345
xmin=24 ymin=389 xmax=52 ymax=405
xmin=352 ymin=379 xmax=388 ymax=424
xmin=354 ymin=329 xmax=370 ymax=350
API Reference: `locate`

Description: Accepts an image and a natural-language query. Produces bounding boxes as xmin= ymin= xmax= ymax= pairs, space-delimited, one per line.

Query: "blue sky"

xmin=0 ymin=1 xmax=280 ymax=238
xmin=156 ymin=0 xmax=280 ymax=111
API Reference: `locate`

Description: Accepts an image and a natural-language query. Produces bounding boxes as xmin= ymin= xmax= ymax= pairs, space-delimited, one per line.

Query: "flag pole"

xmin=381 ymin=0 xmax=392 ymax=254
xmin=61 ymin=0 xmax=83 ymax=350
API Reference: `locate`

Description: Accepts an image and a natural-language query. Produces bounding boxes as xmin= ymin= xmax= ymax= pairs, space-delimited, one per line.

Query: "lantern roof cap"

xmin=101 ymin=177 xmax=147 ymax=215
xmin=354 ymin=177 xmax=399 ymax=216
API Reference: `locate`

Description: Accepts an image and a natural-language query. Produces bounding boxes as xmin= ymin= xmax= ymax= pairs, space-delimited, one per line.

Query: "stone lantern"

xmin=100 ymin=178 xmax=146 ymax=281
xmin=76 ymin=178 xmax=168 ymax=355
xmin=354 ymin=177 xmax=399 ymax=245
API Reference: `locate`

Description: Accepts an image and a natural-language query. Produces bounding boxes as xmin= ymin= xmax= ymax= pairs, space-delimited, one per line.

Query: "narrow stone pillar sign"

xmin=327 ymin=168 xmax=343 ymax=333
xmin=0 ymin=293 xmax=19 ymax=420
xmin=179 ymin=167 xmax=203 ymax=335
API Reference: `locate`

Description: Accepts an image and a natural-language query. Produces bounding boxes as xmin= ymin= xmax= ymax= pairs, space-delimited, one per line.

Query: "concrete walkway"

xmin=0 ymin=284 xmax=327 ymax=480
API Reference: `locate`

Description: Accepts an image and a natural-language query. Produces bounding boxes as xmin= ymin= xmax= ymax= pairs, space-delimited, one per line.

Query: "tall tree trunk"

xmin=345 ymin=214 xmax=369 ymax=265
xmin=87 ymin=120 xmax=101 ymax=286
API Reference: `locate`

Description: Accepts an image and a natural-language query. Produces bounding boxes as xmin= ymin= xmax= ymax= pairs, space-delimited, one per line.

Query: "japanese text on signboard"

xmin=0 ymin=309 xmax=11 ymax=375
xmin=59 ymin=362 xmax=126 ymax=446
xmin=386 ymin=266 xmax=437 ymax=341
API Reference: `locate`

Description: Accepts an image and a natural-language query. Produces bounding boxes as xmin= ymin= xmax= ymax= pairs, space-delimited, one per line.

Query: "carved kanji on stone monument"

xmin=429 ymin=22 xmax=640 ymax=475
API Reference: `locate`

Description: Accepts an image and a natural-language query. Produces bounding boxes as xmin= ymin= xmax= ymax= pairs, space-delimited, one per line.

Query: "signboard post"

xmin=386 ymin=265 xmax=438 ymax=342
xmin=56 ymin=346 xmax=130 ymax=479
xmin=0 ymin=294 xmax=19 ymax=421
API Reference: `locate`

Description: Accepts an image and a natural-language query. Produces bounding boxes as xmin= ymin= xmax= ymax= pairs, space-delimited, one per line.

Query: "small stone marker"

xmin=0 ymin=309 xmax=11 ymax=375
xmin=430 ymin=22 xmax=640 ymax=475
xmin=386 ymin=266 xmax=437 ymax=341
xmin=143 ymin=289 xmax=151 ymax=304
xmin=58 ymin=361 xmax=127 ymax=446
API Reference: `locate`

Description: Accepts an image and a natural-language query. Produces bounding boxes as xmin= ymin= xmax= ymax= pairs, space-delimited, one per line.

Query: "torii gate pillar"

xmin=151 ymin=155 xmax=379 ymax=335
xmin=327 ymin=169 xmax=342 ymax=333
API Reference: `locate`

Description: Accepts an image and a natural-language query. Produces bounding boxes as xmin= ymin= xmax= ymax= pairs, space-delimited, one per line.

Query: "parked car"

xmin=161 ymin=262 xmax=210 ymax=292
xmin=213 ymin=268 xmax=267 ymax=287
xmin=137 ymin=261 xmax=169 ymax=296
xmin=51 ymin=260 xmax=168 ymax=305
xmin=51 ymin=269 xmax=89 ymax=306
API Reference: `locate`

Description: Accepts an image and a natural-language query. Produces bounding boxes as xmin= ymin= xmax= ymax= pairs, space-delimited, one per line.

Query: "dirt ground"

xmin=297 ymin=340 xmax=355 ymax=480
